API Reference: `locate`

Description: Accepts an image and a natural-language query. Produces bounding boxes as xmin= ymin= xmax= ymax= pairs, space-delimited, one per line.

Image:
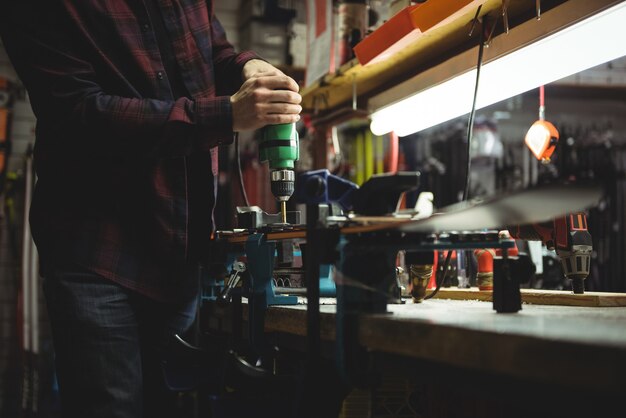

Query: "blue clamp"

xmin=245 ymin=233 xmax=298 ymax=307
xmin=294 ymin=169 xmax=358 ymax=211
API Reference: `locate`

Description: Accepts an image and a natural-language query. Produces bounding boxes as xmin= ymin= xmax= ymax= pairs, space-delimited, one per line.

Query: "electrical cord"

xmin=234 ymin=132 xmax=250 ymax=207
xmin=424 ymin=250 xmax=452 ymax=300
xmin=463 ymin=22 xmax=486 ymax=202
xmin=425 ymin=19 xmax=486 ymax=300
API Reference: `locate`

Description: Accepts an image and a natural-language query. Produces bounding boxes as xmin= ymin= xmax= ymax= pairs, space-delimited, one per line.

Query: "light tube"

xmin=370 ymin=1 xmax=626 ymax=137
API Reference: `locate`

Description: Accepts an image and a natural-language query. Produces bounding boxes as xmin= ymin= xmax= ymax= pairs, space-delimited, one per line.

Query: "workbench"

xmin=202 ymin=296 xmax=626 ymax=417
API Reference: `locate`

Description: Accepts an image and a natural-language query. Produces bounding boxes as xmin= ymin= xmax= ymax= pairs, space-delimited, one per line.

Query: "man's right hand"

xmin=230 ymin=73 xmax=302 ymax=132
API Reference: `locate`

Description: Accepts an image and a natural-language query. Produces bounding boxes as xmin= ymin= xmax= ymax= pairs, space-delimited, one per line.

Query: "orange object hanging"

xmin=525 ymin=85 xmax=559 ymax=163
xmin=525 ymin=120 xmax=559 ymax=162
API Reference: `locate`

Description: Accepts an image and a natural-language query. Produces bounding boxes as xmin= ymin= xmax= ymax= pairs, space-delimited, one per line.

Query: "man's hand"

xmin=241 ymin=59 xmax=284 ymax=80
xmin=231 ymin=61 xmax=302 ymax=132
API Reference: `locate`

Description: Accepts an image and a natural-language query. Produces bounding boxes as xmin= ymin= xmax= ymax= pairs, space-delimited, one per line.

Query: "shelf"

xmin=432 ymin=287 xmax=626 ymax=307
xmin=300 ymin=0 xmax=622 ymax=120
xmin=300 ymin=0 xmax=530 ymax=116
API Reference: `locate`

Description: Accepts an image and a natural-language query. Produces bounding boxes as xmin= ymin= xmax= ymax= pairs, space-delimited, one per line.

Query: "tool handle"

xmin=219 ymin=262 xmax=246 ymax=302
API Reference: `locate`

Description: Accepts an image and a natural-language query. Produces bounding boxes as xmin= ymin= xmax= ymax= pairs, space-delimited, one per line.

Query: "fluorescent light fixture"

xmin=370 ymin=1 xmax=626 ymax=137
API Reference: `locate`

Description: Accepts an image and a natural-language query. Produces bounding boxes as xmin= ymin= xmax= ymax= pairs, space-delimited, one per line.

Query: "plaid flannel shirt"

xmin=0 ymin=0 xmax=260 ymax=302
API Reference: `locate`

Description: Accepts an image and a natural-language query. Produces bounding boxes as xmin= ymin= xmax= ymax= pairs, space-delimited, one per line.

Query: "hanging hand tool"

xmin=259 ymin=123 xmax=299 ymax=224
xmin=521 ymin=86 xmax=592 ymax=293
xmin=525 ymin=85 xmax=559 ymax=163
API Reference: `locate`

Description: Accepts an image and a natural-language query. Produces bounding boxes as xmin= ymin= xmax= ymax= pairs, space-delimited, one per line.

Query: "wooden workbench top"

xmin=267 ymin=298 xmax=626 ymax=347
xmin=257 ymin=298 xmax=626 ymax=393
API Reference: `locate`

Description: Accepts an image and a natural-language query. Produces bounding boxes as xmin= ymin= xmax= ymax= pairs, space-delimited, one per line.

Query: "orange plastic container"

xmin=354 ymin=0 xmax=483 ymax=66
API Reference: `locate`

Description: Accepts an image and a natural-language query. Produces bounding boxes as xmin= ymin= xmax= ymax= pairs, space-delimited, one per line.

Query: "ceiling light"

xmin=370 ymin=1 xmax=626 ymax=137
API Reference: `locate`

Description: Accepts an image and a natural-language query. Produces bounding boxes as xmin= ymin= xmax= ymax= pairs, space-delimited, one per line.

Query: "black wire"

xmin=234 ymin=132 xmax=250 ymax=207
xmin=426 ymin=20 xmax=486 ymax=300
xmin=424 ymin=250 xmax=452 ymax=300
xmin=462 ymin=22 xmax=486 ymax=202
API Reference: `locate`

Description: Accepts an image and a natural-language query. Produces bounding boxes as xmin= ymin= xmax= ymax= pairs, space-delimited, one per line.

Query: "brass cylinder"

xmin=409 ymin=264 xmax=433 ymax=303
xmin=476 ymin=271 xmax=494 ymax=291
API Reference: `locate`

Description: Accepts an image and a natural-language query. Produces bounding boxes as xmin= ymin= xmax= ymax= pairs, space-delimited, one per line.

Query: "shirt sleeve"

xmin=0 ymin=2 xmax=234 ymax=159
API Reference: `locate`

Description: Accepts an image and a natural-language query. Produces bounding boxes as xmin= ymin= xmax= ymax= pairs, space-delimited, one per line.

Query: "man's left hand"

xmin=242 ymin=59 xmax=290 ymax=83
xmin=232 ymin=60 xmax=301 ymax=132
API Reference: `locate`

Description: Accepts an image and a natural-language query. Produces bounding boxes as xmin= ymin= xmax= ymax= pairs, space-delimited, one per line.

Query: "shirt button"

xmin=157 ymin=71 xmax=164 ymax=80
xmin=142 ymin=23 xmax=150 ymax=32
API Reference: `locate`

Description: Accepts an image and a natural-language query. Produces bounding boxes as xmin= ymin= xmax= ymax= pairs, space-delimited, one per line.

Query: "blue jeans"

xmin=43 ymin=266 xmax=199 ymax=418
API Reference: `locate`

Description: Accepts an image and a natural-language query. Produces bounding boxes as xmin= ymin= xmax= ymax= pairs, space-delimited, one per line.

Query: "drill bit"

xmin=281 ymin=201 xmax=287 ymax=224
xmin=270 ymin=170 xmax=294 ymax=224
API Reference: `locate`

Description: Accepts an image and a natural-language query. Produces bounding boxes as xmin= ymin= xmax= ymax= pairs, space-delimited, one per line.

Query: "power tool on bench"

xmin=508 ymin=213 xmax=592 ymax=294
xmin=259 ymin=123 xmax=299 ymax=224
xmin=517 ymin=91 xmax=593 ymax=293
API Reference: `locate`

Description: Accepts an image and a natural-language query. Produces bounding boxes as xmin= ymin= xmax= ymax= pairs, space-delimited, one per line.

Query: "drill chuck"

xmin=271 ymin=169 xmax=295 ymax=201
xmin=557 ymin=245 xmax=592 ymax=294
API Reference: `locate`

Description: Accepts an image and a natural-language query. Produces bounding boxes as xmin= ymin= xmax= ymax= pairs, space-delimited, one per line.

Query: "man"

xmin=0 ymin=1 xmax=302 ymax=417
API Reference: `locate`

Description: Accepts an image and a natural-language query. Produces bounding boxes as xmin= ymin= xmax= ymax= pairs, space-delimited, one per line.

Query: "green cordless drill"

xmin=259 ymin=123 xmax=299 ymax=224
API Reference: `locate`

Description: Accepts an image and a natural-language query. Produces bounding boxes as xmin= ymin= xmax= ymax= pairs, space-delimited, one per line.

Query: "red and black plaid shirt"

xmin=0 ymin=1 xmax=260 ymax=302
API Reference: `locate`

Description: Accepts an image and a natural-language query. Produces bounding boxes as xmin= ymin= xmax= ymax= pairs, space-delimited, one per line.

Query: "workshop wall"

xmin=394 ymin=77 xmax=626 ymax=293
xmin=1 ymin=42 xmax=19 ymax=409
xmin=0 ymin=40 xmax=16 ymax=79
xmin=0 ymin=43 xmax=36 ymax=172
xmin=215 ymin=1 xmax=240 ymax=50
xmin=0 ymin=39 xmax=42 ymax=416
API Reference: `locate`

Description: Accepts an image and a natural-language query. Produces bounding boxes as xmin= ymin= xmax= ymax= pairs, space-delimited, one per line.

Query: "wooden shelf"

xmin=300 ymin=0 xmax=622 ymax=120
xmin=432 ymin=287 xmax=626 ymax=307
xmin=300 ymin=0 xmax=536 ymax=116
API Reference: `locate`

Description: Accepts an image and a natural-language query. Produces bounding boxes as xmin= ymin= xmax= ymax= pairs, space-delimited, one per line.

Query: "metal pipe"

xmin=274 ymin=268 xmax=305 ymax=275
xmin=274 ymin=287 xmax=307 ymax=295
xmin=21 ymin=150 xmax=33 ymax=355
